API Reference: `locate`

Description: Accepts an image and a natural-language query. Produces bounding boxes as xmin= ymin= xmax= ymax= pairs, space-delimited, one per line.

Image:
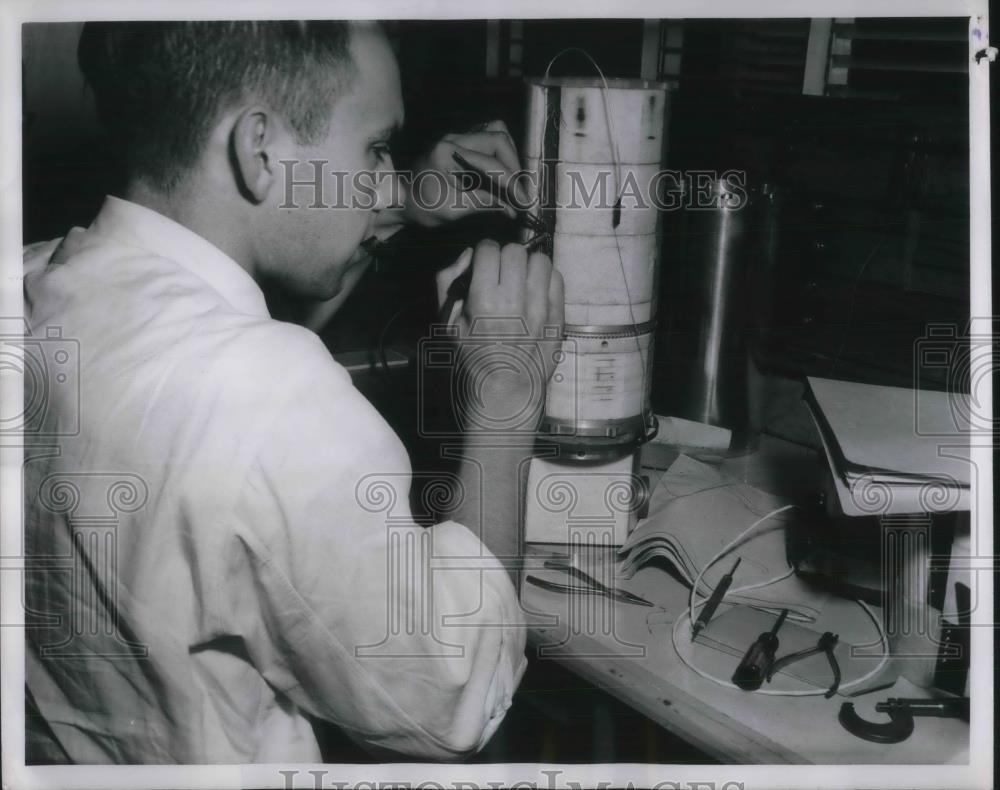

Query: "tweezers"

xmin=526 ymin=562 xmax=654 ymax=607
xmin=451 ymin=150 xmax=548 ymax=234
xmin=525 ymin=575 xmax=653 ymax=607
xmin=543 ymin=559 xmax=654 ymax=606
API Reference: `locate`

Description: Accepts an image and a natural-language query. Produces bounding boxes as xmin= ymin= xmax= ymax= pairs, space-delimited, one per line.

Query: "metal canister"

xmin=667 ymin=179 xmax=778 ymax=451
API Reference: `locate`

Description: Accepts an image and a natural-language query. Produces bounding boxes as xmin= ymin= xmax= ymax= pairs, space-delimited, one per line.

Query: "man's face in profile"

xmin=262 ymin=24 xmax=404 ymax=300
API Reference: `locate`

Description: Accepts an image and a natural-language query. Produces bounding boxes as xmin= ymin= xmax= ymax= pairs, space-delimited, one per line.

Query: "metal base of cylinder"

xmin=538 ymin=414 xmax=659 ymax=462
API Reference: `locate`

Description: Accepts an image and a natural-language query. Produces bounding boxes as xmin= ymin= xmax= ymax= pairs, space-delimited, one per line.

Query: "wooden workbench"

xmin=518 ymin=434 xmax=969 ymax=765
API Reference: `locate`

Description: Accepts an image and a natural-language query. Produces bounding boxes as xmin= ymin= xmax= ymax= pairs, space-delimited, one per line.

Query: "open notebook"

xmin=618 ymin=455 xmax=828 ymax=623
xmin=804 ymin=377 xmax=970 ymax=517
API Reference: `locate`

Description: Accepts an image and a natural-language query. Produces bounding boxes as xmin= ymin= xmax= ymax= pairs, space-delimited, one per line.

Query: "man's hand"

xmin=435 ymin=240 xmax=564 ymax=434
xmin=403 ymin=120 xmax=530 ymax=228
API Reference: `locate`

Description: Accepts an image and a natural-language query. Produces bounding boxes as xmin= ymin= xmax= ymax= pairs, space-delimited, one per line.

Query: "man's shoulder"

xmin=207 ymin=316 xmax=354 ymax=395
xmin=25 ymin=226 xmax=221 ymax=318
xmin=24 ymin=226 xmax=358 ymax=423
xmin=217 ymin=321 xmax=410 ymax=488
xmin=25 ymin=225 xmax=343 ymax=371
xmin=23 ymin=237 xmax=62 ymax=265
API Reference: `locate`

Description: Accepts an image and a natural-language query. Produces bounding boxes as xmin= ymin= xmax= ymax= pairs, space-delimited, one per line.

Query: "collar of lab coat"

xmin=90 ymin=195 xmax=271 ymax=318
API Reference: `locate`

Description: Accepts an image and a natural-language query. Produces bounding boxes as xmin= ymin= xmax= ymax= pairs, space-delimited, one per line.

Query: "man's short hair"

xmin=78 ymin=21 xmax=355 ymax=190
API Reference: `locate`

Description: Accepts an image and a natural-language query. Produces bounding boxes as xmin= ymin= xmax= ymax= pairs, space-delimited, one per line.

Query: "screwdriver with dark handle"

xmin=732 ymin=609 xmax=788 ymax=691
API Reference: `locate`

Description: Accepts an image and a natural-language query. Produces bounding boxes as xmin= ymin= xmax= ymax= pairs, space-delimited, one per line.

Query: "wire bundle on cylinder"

xmin=523 ymin=71 xmax=672 ymax=460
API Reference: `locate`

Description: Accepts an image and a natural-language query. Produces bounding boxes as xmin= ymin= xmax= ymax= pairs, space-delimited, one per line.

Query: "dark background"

xmin=22 ymin=18 xmax=976 ymax=764
xmin=22 ymin=18 xmax=972 ymax=394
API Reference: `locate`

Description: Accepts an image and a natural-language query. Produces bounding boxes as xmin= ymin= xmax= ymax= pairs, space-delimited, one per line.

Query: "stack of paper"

xmin=618 ymin=454 xmax=827 ymax=623
xmin=804 ymin=377 xmax=971 ymax=517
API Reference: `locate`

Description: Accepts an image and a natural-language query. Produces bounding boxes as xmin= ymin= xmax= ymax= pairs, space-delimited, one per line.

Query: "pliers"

xmin=767 ymin=631 xmax=842 ymax=698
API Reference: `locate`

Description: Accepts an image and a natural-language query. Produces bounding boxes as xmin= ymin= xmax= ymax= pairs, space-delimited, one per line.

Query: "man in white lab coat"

xmin=23 ymin=20 xmax=562 ymax=763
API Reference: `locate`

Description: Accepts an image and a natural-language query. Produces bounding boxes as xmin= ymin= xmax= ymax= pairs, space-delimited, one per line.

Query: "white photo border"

xmin=0 ymin=1 xmax=992 ymax=788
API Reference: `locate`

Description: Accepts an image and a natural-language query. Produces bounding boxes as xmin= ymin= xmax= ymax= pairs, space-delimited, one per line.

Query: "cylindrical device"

xmin=544 ymin=327 xmax=654 ymax=455
xmin=668 ymin=178 xmax=775 ymax=451
xmin=523 ymin=76 xmax=671 ymax=458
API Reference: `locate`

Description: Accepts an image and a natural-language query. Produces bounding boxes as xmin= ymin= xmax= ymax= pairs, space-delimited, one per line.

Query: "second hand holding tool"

xmin=436 ymin=233 xmax=553 ymax=326
xmin=450 ymin=150 xmax=541 ymax=228
xmin=450 ymin=150 xmax=551 ymax=250
xmin=438 ymin=152 xmax=552 ymax=326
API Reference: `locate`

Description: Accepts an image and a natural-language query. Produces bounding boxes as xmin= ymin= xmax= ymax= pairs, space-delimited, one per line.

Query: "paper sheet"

xmin=808 ymin=403 xmax=970 ymax=517
xmin=620 ymin=455 xmax=828 ymax=623
xmin=807 ymin=377 xmax=971 ymax=485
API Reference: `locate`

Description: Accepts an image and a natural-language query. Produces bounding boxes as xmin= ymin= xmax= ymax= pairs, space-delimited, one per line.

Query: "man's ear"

xmin=230 ymin=107 xmax=278 ymax=204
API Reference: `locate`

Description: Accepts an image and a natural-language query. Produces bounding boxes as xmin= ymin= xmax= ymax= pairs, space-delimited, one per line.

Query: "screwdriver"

xmin=691 ymin=556 xmax=741 ymax=641
xmin=731 ymin=608 xmax=788 ymax=691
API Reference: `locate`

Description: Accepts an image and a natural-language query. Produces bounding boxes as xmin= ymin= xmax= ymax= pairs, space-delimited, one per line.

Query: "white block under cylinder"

xmin=524 ymin=453 xmax=641 ymax=546
xmin=521 ymin=77 xmax=668 ymax=549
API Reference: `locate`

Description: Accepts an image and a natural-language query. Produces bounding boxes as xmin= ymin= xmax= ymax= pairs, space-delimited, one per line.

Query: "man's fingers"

xmin=455 ymin=130 xmax=521 ymax=177
xmin=461 ymin=131 xmax=531 ymax=209
xmin=479 ymin=121 xmax=530 ymax=207
xmin=547 ymin=268 xmax=565 ymax=332
xmin=470 ymin=238 xmax=501 ymax=294
xmin=448 ymin=143 xmax=516 ymax=218
xmin=483 ymin=119 xmax=517 ymax=151
xmin=498 ymin=243 xmax=527 ymax=310
xmin=525 ymin=251 xmax=554 ymax=333
xmin=435 ymin=246 xmax=473 ymax=309
xmin=451 ymin=145 xmax=527 ymax=210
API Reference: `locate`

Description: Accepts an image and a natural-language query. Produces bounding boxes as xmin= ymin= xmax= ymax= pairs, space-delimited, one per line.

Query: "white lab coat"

xmin=23 ymin=196 xmax=527 ymax=764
